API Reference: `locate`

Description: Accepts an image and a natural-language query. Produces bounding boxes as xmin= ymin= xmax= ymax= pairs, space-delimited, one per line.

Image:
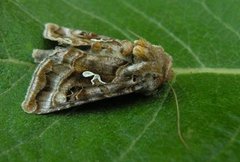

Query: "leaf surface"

xmin=0 ymin=0 xmax=240 ymax=161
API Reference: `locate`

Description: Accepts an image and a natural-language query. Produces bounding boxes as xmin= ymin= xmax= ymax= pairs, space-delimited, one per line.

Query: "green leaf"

xmin=1 ymin=0 xmax=240 ymax=161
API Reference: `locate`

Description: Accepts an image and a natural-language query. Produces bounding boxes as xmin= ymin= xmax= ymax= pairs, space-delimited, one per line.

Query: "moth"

xmin=22 ymin=23 xmax=173 ymax=114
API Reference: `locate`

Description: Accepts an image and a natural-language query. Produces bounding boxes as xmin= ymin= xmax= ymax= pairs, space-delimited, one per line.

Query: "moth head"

xmin=162 ymin=53 xmax=174 ymax=82
xmin=132 ymin=39 xmax=173 ymax=94
xmin=141 ymin=66 xmax=173 ymax=95
xmin=140 ymin=73 xmax=162 ymax=95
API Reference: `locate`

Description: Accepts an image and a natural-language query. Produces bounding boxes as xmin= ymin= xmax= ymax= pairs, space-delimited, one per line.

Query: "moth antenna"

xmin=168 ymin=82 xmax=189 ymax=149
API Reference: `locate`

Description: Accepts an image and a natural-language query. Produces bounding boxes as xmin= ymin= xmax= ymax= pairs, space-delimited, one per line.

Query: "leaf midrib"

xmin=1 ymin=58 xmax=240 ymax=75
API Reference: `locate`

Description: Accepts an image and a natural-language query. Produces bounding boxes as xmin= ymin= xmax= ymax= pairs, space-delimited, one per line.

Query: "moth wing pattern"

xmin=22 ymin=23 xmax=173 ymax=114
xmin=43 ymin=23 xmax=134 ymax=58
xmin=44 ymin=23 xmax=116 ymax=46
xmin=23 ymin=47 xmax=144 ymax=114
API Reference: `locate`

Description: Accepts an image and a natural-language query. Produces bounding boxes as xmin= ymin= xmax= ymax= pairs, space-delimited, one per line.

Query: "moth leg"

xmin=75 ymin=88 xmax=83 ymax=100
xmin=66 ymin=86 xmax=83 ymax=101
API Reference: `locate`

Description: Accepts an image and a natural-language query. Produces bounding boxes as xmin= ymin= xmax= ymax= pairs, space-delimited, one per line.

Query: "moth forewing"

xmin=44 ymin=23 xmax=116 ymax=46
xmin=22 ymin=49 xmax=143 ymax=114
xmin=22 ymin=23 xmax=173 ymax=114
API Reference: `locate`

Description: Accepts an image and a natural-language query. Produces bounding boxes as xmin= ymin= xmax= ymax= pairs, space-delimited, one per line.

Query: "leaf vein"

xmin=9 ymin=0 xmax=43 ymax=26
xmin=39 ymin=120 xmax=59 ymax=138
xmin=0 ymin=110 xmax=76 ymax=157
xmin=117 ymin=88 xmax=171 ymax=161
xmin=60 ymin=0 xmax=133 ymax=40
xmin=197 ymin=0 xmax=240 ymax=40
xmin=209 ymin=125 xmax=240 ymax=161
xmin=121 ymin=1 xmax=205 ymax=67
xmin=0 ymin=71 xmax=29 ymax=97
xmin=174 ymin=68 xmax=240 ymax=75
xmin=0 ymin=58 xmax=34 ymax=67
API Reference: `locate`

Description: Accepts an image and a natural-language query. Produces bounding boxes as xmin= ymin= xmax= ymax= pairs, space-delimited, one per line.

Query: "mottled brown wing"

xmin=44 ymin=23 xmax=124 ymax=46
xmin=22 ymin=23 xmax=173 ymax=114
xmin=43 ymin=23 xmax=134 ymax=59
xmin=21 ymin=47 xmax=143 ymax=114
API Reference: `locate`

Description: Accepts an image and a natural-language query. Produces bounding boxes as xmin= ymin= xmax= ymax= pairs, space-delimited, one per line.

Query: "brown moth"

xmin=22 ymin=23 xmax=173 ymax=114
